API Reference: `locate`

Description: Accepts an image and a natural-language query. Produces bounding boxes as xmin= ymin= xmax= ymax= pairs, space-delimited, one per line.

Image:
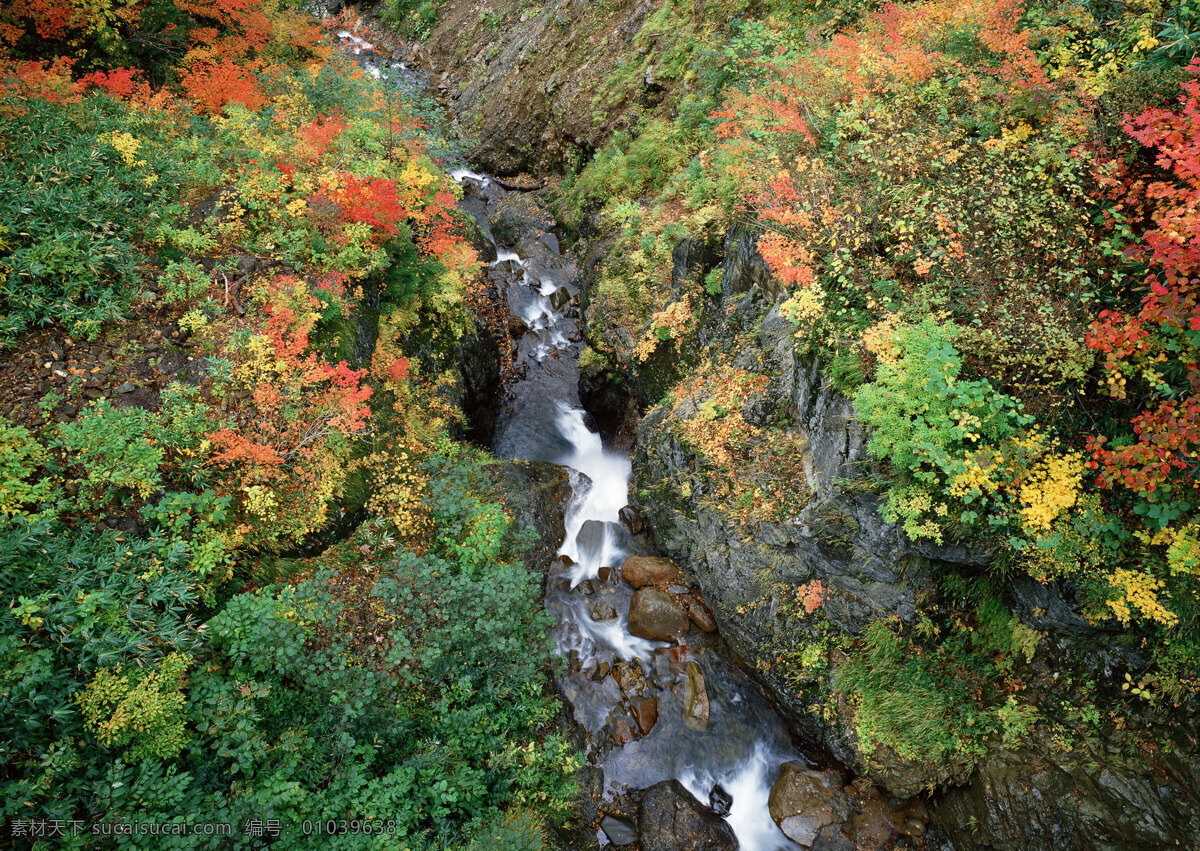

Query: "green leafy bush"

xmin=54 ymin=401 xmax=168 ymax=509
xmin=853 ymin=318 xmax=1026 ymax=541
xmin=0 ymin=418 xmax=55 ymax=517
xmin=0 ymin=96 xmax=178 ymax=345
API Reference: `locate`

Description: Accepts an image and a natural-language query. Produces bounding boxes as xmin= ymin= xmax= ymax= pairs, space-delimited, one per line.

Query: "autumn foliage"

xmin=207 ymin=276 xmax=371 ymax=545
xmin=1086 ymin=65 xmax=1200 ymax=520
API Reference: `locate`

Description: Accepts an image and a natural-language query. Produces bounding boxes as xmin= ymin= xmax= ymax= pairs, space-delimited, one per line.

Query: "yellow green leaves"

xmin=79 ymin=652 xmax=193 ymax=760
xmin=1106 ymin=568 xmax=1178 ymax=628
xmin=1018 ymin=451 xmax=1085 ymax=532
xmin=0 ymin=418 xmax=55 ymax=518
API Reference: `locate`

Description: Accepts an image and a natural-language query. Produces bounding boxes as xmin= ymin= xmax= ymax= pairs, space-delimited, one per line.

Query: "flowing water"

xmin=453 ymin=171 xmax=810 ymax=849
xmin=325 ymin=27 xmax=812 ymax=845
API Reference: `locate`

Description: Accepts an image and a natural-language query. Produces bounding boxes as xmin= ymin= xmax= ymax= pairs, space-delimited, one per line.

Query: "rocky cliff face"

xmin=633 ymin=299 xmax=956 ymax=792
xmin=412 ymin=0 xmax=677 ymax=175
xmin=619 ymin=229 xmax=1200 ymax=848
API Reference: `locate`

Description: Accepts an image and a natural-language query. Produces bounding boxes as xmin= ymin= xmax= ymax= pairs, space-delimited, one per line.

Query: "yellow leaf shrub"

xmin=366 ymin=446 xmax=432 ymax=546
xmin=1018 ymin=451 xmax=1085 ymax=531
xmin=78 ymin=652 xmax=192 ymax=761
xmin=1106 ymin=568 xmax=1178 ymax=628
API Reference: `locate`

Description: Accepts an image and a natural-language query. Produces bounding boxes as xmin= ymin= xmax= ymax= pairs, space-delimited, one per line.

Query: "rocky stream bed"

xmin=449 ymin=170 xmax=931 ymax=850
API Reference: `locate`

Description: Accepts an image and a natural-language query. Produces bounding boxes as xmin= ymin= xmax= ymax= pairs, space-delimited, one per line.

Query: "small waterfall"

xmin=460 ymin=166 xmax=802 ymax=849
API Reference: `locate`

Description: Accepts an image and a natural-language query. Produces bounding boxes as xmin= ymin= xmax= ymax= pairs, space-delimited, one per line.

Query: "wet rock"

xmin=1005 ymin=574 xmax=1098 ymax=635
xmin=663 ymin=645 xmax=690 ymax=676
xmin=722 ymin=224 xmax=777 ymax=300
xmin=549 ymin=286 xmax=571 ymax=310
xmin=670 ymin=234 xmax=718 ymax=288
xmin=682 ymin=661 xmax=710 ymax=732
xmin=810 ymin=823 xmax=854 ymax=851
xmin=628 ymin=588 xmax=689 ymax=641
xmin=576 ymin=579 xmax=598 ymax=595
xmin=489 ymin=195 xmax=554 ymax=246
xmin=619 ymin=505 xmax=647 ymax=534
xmin=842 ymin=780 xmax=905 ymax=848
xmin=630 ymin=695 xmax=658 ymax=735
xmin=486 ymin=461 xmax=571 ymax=582
xmin=768 ymin=763 xmax=851 ymax=848
xmin=688 ymin=599 xmax=719 ymax=632
xmin=638 ymin=780 xmax=737 ymax=851
xmin=580 ymin=361 xmax=641 ymax=450
xmin=708 ymin=784 xmax=733 ymax=817
xmin=538 ymin=232 xmax=560 ymax=254
xmin=600 ymin=814 xmax=637 ymax=847
xmin=590 ymin=602 xmax=617 ymax=622
xmin=590 ymin=662 xmax=610 ymax=681
xmin=598 ymin=566 xmax=618 ymax=583
xmin=611 ymin=661 xmax=640 ymax=696
xmin=928 ymin=739 xmax=1200 ymax=849
xmin=612 ymin=715 xmax=637 ymax=745
xmin=621 ymin=556 xmax=682 ymax=589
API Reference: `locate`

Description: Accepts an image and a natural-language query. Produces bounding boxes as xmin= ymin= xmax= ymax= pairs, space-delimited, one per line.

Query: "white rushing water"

xmin=681 ymin=745 xmax=797 ymax=851
xmin=451 ymin=168 xmax=492 ymax=187
xmin=478 ymin=183 xmax=800 ymax=851
xmin=553 ymin=404 xmax=630 ymax=577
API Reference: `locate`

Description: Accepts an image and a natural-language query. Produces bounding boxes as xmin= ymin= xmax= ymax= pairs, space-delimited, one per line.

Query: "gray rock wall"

xmin=626 ymin=226 xmax=1200 ymax=848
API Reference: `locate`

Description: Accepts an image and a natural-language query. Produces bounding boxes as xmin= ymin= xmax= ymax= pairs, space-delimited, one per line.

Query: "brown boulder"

xmin=628 ymin=588 xmax=689 ymax=641
xmin=688 ymin=600 xmax=719 ymax=632
xmin=638 ymin=780 xmax=737 ymax=851
xmin=768 ymin=762 xmax=851 ymax=848
xmin=682 ymin=661 xmax=710 ymax=732
xmin=621 ymin=556 xmax=682 ymax=589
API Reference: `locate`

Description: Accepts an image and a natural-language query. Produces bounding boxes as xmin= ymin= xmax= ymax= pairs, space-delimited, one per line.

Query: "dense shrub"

xmin=0 ymin=94 xmax=176 ymax=344
xmin=0 ymin=448 xmax=575 ymax=847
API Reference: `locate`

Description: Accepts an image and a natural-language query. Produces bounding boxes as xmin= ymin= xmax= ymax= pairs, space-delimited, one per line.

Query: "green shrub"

xmin=54 ymin=401 xmax=167 ymax=509
xmin=159 ymin=259 xmax=210 ymax=305
xmin=0 ymin=418 xmax=55 ymax=517
xmin=0 ymin=96 xmax=177 ymax=345
xmin=853 ymin=319 xmax=1027 ymax=541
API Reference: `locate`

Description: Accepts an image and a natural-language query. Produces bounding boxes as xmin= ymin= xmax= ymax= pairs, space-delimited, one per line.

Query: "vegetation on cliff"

xmin=501 ymin=0 xmax=1200 ymax=784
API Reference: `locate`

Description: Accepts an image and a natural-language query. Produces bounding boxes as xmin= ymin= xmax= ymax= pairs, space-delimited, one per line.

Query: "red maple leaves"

xmin=1086 ymin=66 xmax=1200 ymax=510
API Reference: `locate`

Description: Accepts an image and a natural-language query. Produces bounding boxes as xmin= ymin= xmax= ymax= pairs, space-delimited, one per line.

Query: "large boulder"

xmin=628 ymin=588 xmax=689 ymax=641
xmin=639 ymin=780 xmax=738 ymax=851
xmin=621 ymin=555 xmax=682 ymax=589
xmin=928 ymin=738 xmax=1200 ymax=849
xmin=767 ymin=763 xmax=851 ymax=848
